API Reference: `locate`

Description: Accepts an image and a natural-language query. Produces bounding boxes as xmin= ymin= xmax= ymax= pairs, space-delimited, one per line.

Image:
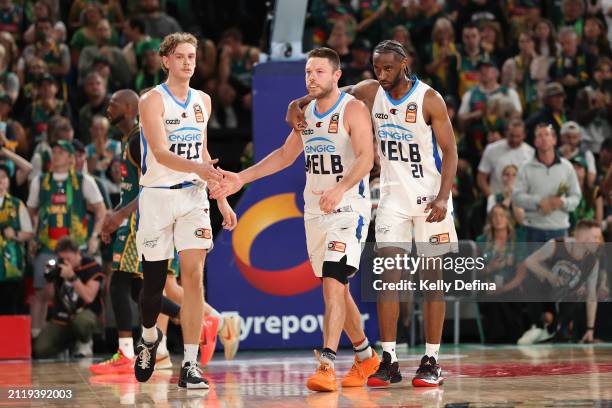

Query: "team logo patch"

xmin=195 ymin=228 xmax=212 ymax=239
xmin=316 ymin=122 xmax=322 ymax=127
xmin=120 ymin=163 xmax=128 ymax=177
xmin=390 ymin=108 xmax=398 ymax=115
xmin=328 ymin=113 xmax=339 ymax=134
xmin=328 ymin=241 xmax=346 ymax=253
xmin=429 ymin=233 xmax=450 ymax=245
xmin=417 ymin=196 xmax=428 ymax=205
xmin=51 ymin=194 xmax=67 ymax=204
xmin=405 ymin=102 xmax=418 ymax=123
xmin=193 ymin=104 xmax=205 ymax=123
xmin=113 ymin=253 xmax=122 ymax=262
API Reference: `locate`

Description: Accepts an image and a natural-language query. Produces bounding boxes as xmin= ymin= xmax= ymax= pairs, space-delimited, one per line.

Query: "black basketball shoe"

xmin=134 ymin=327 xmax=162 ymax=382
xmin=412 ymin=355 xmax=444 ymax=387
xmin=178 ymin=361 xmax=210 ymax=389
xmin=367 ymin=351 xmax=402 ymax=387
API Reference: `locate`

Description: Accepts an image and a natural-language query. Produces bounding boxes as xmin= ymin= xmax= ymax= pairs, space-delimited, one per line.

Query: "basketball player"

xmin=89 ymin=89 xmax=240 ymax=376
xmin=286 ymin=40 xmax=458 ymax=387
xmin=135 ymin=33 xmax=237 ymax=389
xmin=210 ymin=47 xmax=380 ymax=392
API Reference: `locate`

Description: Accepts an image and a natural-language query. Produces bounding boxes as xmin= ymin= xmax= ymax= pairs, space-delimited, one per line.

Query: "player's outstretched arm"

xmin=139 ymin=90 xmax=222 ymax=183
xmin=209 ymin=130 xmax=303 ymax=199
xmin=424 ymin=89 xmax=458 ymax=223
xmin=286 ymin=79 xmax=378 ymax=130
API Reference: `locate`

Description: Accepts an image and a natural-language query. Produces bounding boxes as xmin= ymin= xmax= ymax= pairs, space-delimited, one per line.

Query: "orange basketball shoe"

xmin=341 ymin=350 xmax=380 ymax=387
xmin=89 ymin=349 xmax=134 ymax=375
xmin=200 ymin=316 xmax=219 ymax=366
xmin=306 ymin=363 xmax=338 ymax=392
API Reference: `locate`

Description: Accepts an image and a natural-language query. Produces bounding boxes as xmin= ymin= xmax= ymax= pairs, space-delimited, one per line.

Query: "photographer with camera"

xmin=33 ymin=237 xmax=104 ymax=358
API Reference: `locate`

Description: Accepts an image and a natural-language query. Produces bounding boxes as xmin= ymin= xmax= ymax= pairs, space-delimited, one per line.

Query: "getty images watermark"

xmin=371 ymin=253 xmax=490 ymax=292
xmin=359 ymin=241 xmax=612 ymax=303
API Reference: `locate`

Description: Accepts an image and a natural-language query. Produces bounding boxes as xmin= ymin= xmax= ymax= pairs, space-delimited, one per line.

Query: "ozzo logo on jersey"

xmin=168 ymin=126 xmax=203 ymax=160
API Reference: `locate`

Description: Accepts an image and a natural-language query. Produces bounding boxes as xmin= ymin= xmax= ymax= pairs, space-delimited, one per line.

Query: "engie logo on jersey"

xmin=405 ymin=102 xmax=418 ymax=123
xmin=193 ymin=104 xmax=205 ymax=123
xmin=328 ymin=113 xmax=339 ymax=134
xmin=377 ymin=123 xmax=414 ymax=142
xmin=304 ymin=137 xmax=336 ymax=153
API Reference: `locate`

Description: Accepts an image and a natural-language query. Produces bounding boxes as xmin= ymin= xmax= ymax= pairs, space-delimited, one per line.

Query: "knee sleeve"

xmin=160 ymin=297 xmax=180 ymax=319
xmin=139 ymin=259 xmax=168 ymax=328
xmin=322 ymin=256 xmax=356 ymax=285
xmin=110 ymin=272 xmax=134 ymax=332
xmin=130 ymin=276 xmax=143 ymax=304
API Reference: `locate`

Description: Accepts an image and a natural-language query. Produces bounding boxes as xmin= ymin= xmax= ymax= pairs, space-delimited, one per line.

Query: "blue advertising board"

xmin=208 ymin=61 xmax=378 ymax=349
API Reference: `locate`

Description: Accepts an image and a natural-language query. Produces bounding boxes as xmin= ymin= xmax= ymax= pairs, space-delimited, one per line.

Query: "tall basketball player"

xmin=210 ymin=47 xmax=380 ymax=392
xmin=135 ymin=32 xmax=237 ymax=389
xmin=286 ymin=40 xmax=458 ymax=387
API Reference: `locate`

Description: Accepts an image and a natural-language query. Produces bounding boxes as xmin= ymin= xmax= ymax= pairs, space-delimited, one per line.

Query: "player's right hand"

xmin=101 ymin=210 xmax=124 ymax=237
xmin=286 ymin=101 xmax=307 ymax=131
xmin=197 ymin=159 xmax=223 ymax=183
xmin=209 ymin=169 xmax=244 ymax=199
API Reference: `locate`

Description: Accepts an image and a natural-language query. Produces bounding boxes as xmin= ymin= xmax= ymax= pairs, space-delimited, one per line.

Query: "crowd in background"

xmin=0 ymin=0 xmax=611 ymax=352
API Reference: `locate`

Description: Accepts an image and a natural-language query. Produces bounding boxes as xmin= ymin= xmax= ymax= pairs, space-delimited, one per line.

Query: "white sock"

xmin=353 ymin=338 xmax=372 ymax=361
xmin=381 ymin=341 xmax=398 ymax=363
xmin=182 ymin=344 xmax=199 ymax=366
xmin=142 ymin=325 xmax=158 ymax=344
xmin=425 ymin=343 xmax=440 ymax=360
xmin=119 ymin=337 xmax=134 ymax=359
xmin=157 ymin=335 xmax=168 ymax=355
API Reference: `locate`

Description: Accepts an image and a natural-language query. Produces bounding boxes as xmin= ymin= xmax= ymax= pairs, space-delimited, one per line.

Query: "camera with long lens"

xmin=44 ymin=257 xmax=64 ymax=282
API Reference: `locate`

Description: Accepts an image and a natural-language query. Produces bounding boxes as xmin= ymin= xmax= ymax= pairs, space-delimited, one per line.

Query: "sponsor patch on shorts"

xmin=429 ymin=233 xmax=450 ymax=245
xmin=195 ymin=228 xmax=211 ymax=239
xmin=113 ymin=253 xmax=122 ymax=262
xmin=327 ymin=241 xmax=346 ymax=253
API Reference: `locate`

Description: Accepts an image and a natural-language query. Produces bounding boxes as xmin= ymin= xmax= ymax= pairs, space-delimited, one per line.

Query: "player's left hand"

xmin=87 ymin=235 xmax=100 ymax=255
xmin=425 ymin=197 xmax=447 ymax=223
xmin=209 ymin=169 xmax=244 ymax=199
xmin=218 ymin=200 xmax=238 ymax=231
xmin=313 ymin=186 xmax=343 ymax=214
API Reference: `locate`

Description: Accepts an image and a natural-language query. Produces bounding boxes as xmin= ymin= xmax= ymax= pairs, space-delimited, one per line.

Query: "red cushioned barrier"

xmin=0 ymin=316 xmax=31 ymax=359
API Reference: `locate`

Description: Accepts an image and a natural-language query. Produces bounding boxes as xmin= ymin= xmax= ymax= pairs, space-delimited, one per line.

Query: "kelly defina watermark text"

xmin=371 ymin=254 xmax=496 ymax=293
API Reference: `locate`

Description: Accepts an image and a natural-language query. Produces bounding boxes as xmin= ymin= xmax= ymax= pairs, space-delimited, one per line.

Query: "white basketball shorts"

xmin=136 ymin=183 xmax=213 ymax=261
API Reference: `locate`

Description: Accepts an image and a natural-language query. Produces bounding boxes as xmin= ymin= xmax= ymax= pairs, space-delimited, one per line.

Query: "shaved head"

xmin=114 ymin=89 xmax=139 ymax=111
xmin=107 ymin=89 xmax=140 ymax=126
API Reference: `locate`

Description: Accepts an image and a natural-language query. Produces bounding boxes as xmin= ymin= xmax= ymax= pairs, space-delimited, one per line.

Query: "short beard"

xmin=109 ymin=113 xmax=125 ymax=126
xmin=312 ymin=83 xmax=334 ymax=100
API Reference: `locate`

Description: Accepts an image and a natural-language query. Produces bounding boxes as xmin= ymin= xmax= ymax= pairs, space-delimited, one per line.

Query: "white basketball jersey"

xmin=301 ymin=92 xmax=370 ymax=218
xmin=372 ymin=78 xmax=452 ymax=216
xmin=140 ymin=83 xmax=208 ymax=188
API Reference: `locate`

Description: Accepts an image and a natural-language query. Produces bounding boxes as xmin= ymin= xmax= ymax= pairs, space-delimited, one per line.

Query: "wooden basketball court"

xmin=2 ymin=344 xmax=612 ymax=407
